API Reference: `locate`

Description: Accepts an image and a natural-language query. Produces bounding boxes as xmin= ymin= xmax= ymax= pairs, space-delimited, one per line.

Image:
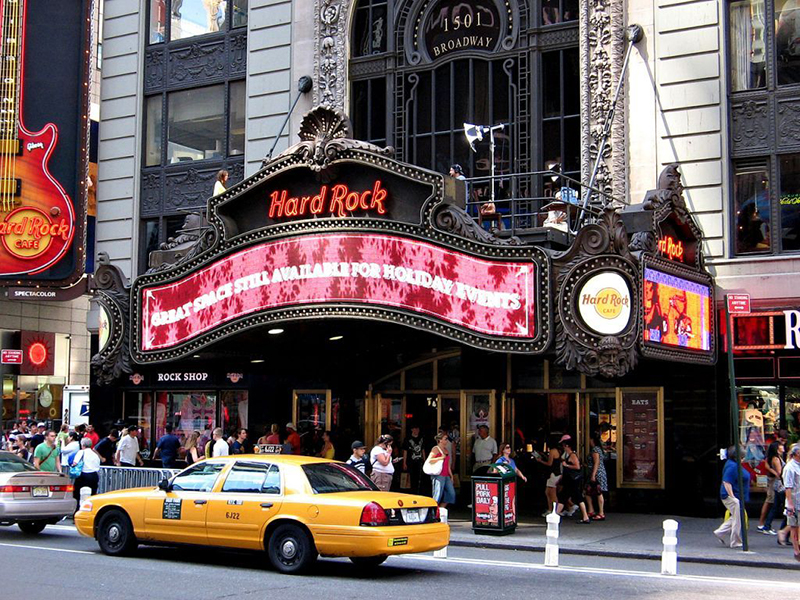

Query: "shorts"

xmin=788 ymin=510 xmax=800 ymax=528
xmin=370 ymin=471 xmax=393 ymax=492
xmin=765 ymin=478 xmax=775 ymax=503
xmin=432 ymin=475 xmax=456 ymax=504
xmin=546 ymin=473 xmax=560 ymax=488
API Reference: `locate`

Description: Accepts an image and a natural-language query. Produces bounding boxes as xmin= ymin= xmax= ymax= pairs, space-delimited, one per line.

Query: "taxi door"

xmin=142 ymin=462 xmax=226 ymax=545
xmin=205 ymin=461 xmax=283 ymax=550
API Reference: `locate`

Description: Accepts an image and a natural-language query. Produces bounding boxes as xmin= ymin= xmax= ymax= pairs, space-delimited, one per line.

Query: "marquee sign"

xmin=109 ymin=107 xmax=551 ymax=368
xmin=405 ymin=0 xmax=517 ymax=65
xmin=0 ymin=0 xmax=91 ymax=285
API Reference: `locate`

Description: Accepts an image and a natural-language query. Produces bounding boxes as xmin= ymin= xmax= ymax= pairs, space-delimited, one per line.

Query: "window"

xmin=167 ymin=86 xmax=226 ymax=163
xmin=302 ymin=463 xmax=377 ymax=493
xmin=352 ymin=0 xmax=388 ymax=57
xmin=728 ymin=2 xmax=800 ymax=255
xmin=221 ymin=390 xmax=248 ymax=434
xmin=148 ymin=0 xmax=247 ymax=45
xmin=222 ymin=463 xmax=281 ymax=494
xmin=541 ymin=0 xmax=578 ymax=25
xmin=229 ymin=81 xmax=246 ymax=156
xmin=729 ymin=0 xmax=767 ymax=91
xmin=542 ymin=48 xmax=581 ymax=180
xmin=733 ymin=163 xmax=771 ymax=254
xmin=155 ymin=392 xmax=217 ymax=444
xmin=172 ymin=462 xmax=225 ymax=492
xmin=144 ymin=95 xmax=163 ymax=167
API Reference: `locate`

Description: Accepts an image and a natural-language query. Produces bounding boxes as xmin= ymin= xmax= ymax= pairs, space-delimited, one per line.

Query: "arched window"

xmin=350 ymin=0 xmax=581 ymax=196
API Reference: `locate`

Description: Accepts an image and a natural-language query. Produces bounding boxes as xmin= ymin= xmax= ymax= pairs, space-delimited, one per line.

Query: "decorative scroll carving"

xmin=165 ymin=168 xmax=218 ymax=210
xmin=582 ymin=0 xmax=626 ymax=203
xmin=144 ymin=49 xmax=165 ymax=92
xmin=147 ymin=213 xmax=217 ymax=273
xmin=276 ymin=106 xmax=394 ymax=176
xmin=169 ymin=41 xmax=226 ymax=85
xmin=314 ymin=0 xmax=348 ymax=109
xmin=91 ymin=253 xmax=132 ymax=386
xmin=731 ymin=100 xmax=769 ymax=151
xmin=433 ymin=204 xmax=521 ymax=246
xmin=553 ymin=207 xmax=639 ymax=378
xmin=777 ymin=100 xmax=800 ymax=146
xmin=140 ymin=171 xmax=163 ymax=216
xmin=229 ymin=31 xmax=247 ymax=76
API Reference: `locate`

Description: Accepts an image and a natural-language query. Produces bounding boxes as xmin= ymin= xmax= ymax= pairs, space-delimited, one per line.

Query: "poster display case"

xmin=616 ymin=387 xmax=664 ymax=489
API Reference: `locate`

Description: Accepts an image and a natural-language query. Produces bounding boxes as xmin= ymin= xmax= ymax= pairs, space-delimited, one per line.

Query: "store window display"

xmin=738 ymin=385 xmax=780 ymax=488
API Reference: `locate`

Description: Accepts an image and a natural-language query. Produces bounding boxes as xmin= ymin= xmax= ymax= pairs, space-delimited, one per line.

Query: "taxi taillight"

xmin=360 ymin=501 xmax=389 ymax=526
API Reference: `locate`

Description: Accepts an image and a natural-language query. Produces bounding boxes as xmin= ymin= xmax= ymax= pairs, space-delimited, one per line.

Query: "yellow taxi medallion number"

xmin=388 ymin=537 xmax=408 ymax=547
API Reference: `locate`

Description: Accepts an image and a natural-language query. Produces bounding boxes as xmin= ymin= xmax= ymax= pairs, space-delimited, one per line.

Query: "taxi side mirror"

xmin=158 ymin=477 xmax=172 ymax=492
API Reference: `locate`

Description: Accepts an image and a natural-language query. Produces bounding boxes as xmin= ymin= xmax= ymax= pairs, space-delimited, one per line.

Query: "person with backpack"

xmin=347 ymin=440 xmax=370 ymax=475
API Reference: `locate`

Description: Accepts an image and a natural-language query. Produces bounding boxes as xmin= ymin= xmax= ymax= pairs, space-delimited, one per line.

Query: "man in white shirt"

xmin=116 ymin=425 xmax=144 ymax=467
xmin=212 ymin=427 xmax=230 ymax=457
xmin=472 ymin=425 xmax=497 ymax=472
xmin=783 ymin=443 xmax=800 ymax=560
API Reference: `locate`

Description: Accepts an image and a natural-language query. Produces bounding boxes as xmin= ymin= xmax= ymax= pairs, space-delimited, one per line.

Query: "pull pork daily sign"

xmin=139 ymin=233 xmax=536 ymax=354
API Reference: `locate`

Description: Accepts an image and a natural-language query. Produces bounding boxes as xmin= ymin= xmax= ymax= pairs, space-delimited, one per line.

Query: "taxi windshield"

xmin=302 ymin=463 xmax=378 ymax=493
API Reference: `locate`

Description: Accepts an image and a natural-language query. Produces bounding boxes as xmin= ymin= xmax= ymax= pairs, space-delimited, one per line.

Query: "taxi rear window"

xmin=302 ymin=463 xmax=378 ymax=494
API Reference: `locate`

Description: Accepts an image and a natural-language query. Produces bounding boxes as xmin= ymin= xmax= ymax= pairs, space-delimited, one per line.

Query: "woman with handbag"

xmin=555 ymin=435 xmax=591 ymax=524
xmin=71 ymin=437 xmax=101 ymax=508
xmin=585 ymin=430 xmax=608 ymax=521
xmin=425 ymin=433 xmax=456 ymax=508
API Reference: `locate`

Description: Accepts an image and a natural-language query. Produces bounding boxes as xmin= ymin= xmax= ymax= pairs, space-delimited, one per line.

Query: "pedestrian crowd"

xmin=714 ymin=430 xmax=800 ymax=561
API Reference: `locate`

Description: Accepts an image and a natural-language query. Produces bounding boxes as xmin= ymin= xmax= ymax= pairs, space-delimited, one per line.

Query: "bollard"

xmin=434 ymin=507 xmax=448 ymax=558
xmin=544 ymin=503 xmax=560 ymax=567
xmin=79 ymin=486 xmax=92 ymax=505
xmin=661 ymin=519 xmax=679 ymax=575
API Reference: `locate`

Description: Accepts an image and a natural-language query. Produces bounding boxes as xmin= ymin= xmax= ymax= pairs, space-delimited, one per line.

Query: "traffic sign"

xmin=727 ymin=294 xmax=751 ymax=314
xmin=1 ymin=349 xmax=23 ymax=364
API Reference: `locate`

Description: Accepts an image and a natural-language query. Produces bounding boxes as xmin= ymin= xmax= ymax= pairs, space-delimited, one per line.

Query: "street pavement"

xmin=1 ymin=523 xmax=799 ymax=600
xmin=447 ymin=511 xmax=800 ymax=568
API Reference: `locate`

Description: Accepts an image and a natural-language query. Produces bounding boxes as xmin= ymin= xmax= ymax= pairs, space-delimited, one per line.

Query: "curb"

xmin=448 ymin=538 xmax=796 ymax=570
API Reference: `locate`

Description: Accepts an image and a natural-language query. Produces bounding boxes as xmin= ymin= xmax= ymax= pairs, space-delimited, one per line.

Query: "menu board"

xmin=619 ymin=389 xmax=663 ymax=488
xmin=474 ymin=480 xmax=500 ymax=527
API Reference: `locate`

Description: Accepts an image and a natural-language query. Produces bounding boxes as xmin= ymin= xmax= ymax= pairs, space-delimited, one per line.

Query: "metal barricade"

xmin=97 ymin=466 xmax=181 ymax=495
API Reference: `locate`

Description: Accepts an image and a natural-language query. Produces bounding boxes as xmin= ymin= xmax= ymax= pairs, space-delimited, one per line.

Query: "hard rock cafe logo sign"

xmin=657 ymin=235 xmax=684 ymax=262
xmin=576 ymin=272 xmax=632 ymax=336
xmin=0 ymin=206 xmax=70 ymax=260
xmin=268 ymin=181 xmax=388 ymax=219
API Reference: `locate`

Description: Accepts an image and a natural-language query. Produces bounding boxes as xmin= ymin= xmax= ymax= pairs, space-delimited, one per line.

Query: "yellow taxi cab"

xmin=75 ymin=455 xmax=448 ymax=573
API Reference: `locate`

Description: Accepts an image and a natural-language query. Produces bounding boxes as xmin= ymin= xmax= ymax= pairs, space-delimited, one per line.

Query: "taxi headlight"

xmin=79 ymin=500 xmax=93 ymax=513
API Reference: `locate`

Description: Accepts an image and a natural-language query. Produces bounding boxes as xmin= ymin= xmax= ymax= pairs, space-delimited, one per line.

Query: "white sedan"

xmin=0 ymin=451 xmax=77 ymax=533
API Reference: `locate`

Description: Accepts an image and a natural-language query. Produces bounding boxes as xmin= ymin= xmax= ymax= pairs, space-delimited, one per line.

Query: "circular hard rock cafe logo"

xmin=0 ymin=206 xmax=66 ymax=259
xmin=576 ymin=272 xmax=632 ymax=335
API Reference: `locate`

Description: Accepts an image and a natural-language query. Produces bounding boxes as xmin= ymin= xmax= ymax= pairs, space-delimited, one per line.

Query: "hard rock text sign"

xmin=139 ymin=233 xmax=536 ymax=353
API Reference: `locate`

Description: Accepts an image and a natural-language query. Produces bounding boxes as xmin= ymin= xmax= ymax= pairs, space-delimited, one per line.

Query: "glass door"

xmin=462 ymin=390 xmax=496 ymax=482
xmin=583 ymin=392 xmax=617 ymax=489
xmin=293 ymin=390 xmax=331 ymax=456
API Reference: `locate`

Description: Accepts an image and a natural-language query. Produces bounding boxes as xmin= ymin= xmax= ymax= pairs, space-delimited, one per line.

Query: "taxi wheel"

xmin=17 ymin=520 xmax=47 ymax=535
xmin=349 ymin=555 xmax=388 ymax=567
xmin=96 ymin=510 xmax=137 ymax=556
xmin=267 ymin=523 xmax=317 ymax=574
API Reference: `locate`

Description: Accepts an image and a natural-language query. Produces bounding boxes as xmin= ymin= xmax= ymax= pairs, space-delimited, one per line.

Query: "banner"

xmin=139 ymin=232 xmax=537 ymax=353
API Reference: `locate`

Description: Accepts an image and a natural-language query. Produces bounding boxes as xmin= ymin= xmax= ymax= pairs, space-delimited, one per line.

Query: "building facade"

xmin=90 ymin=0 xmax=799 ymax=514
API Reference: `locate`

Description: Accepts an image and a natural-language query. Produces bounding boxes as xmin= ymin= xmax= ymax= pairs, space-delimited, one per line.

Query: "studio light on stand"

xmin=464 ymin=122 xmax=505 ymax=206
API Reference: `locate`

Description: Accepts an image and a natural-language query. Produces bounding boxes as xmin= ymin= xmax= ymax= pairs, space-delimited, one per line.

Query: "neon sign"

xmin=657 ymin=236 xmax=684 ymax=262
xmin=268 ymin=181 xmax=388 ymax=219
xmin=139 ymin=232 xmax=537 ymax=354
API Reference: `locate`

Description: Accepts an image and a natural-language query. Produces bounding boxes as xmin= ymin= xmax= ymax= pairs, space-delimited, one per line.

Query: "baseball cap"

xmin=558 ymin=434 xmax=572 ymax=444
xmin=351 ymin=440 xmax=366 ymax=450
xmin=37 ymin=422 xmax=46 ymax=428
xmin=286 ymin=422 xmax=296 ymax=430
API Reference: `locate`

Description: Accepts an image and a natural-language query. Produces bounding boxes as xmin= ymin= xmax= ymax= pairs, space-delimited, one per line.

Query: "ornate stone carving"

xmin=140 ymin=171 xmax=163 ymax=216
xmin=731 ymin=100 xmax=769 ymax=151
xmin=581 ymin=0 xmax=627 ymax=204
xmin=169 ymin=41 xmax=226 ymax=85
xmin=314 ymin=0 xmax=348 ymax=109
xmin=553 ymin=207 xmax=639 ymax=378
xmin=91 ymin=253 xmax=132 ymax=386
xmin=144 ymin=49 xmax=165 ymax=92
xmin=275 ymin=106 xmax=394 ymax=177
xmin=165 ymin=168 xmax=218 ymax=210
xmin=433 ymin=204 xmax=521 ymax=246
xmin=229 ymin=30 xmax=247 ymax=76
xmin=777 ymin=100 xmax=800 ymax=146
xmin=147 ymin=213 xmax=217 ymax=273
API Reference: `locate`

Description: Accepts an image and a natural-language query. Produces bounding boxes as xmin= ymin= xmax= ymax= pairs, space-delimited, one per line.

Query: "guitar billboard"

xmin=0 ymin=0 xmax=91 ymax=285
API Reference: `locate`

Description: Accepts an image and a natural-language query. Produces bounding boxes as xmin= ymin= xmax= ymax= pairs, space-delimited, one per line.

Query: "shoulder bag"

xmin=69 ymin=450 xmax=85 ymax=478
xmin=423 ymin=448 xmax=444 ymax=476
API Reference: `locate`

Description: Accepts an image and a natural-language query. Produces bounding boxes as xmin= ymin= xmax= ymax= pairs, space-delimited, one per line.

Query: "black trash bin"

xmin=472 ymin=463 xmax=517 ymax=535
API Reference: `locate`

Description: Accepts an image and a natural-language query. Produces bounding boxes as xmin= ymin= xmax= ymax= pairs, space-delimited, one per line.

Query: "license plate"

xmin=404 ymin=509 xmax=421 ymax=524
xmin=32 ymin=486 xmax=49 ymax=498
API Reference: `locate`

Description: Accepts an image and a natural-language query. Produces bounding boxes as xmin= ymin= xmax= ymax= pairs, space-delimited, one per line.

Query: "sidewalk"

xmin=446 ymin=511 xmax=800 ymax=569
